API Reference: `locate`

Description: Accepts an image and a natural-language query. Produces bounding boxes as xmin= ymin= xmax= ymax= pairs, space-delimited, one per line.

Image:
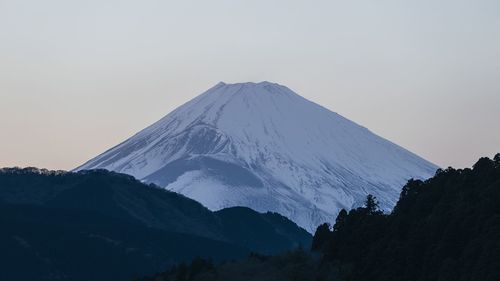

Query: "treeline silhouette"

xmin=138 ymin=154 xmax=500 ymax=281
xmin=312 ymin=154 xmax=500 ymax=281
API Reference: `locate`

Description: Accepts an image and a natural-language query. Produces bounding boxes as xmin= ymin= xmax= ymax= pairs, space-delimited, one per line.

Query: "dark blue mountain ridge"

xmin=0 ymin=167 xmax=311 ymax=281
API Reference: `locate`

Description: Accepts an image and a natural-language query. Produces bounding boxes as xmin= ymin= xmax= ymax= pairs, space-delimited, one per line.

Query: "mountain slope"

xmin=77 ymin=81 xmax=438 ymax=232
xmin=0 ymin=203 xmax=247 ymax=281
xmin=0 ymin=168 xmax=310 ymax=268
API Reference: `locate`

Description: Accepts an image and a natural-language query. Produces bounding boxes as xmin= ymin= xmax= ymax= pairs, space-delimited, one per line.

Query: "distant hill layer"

xmin=0 ymin=168 xmax=311 ymax=281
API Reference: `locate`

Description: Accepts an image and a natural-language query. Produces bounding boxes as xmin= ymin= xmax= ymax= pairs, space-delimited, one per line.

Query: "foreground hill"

xmin=0 ymin=168 xmax=310 ymax=281
xmin=313 ymin=154 xmax=500 ymax=281
xmin=139 ymin=154 xmax=500 ymax=281
xmin=76 ymin=81 xmax=437 ymax=232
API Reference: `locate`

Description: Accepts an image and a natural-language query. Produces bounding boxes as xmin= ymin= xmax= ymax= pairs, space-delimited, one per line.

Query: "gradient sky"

xmin=1 ymin=0 xmax=499 ymax=170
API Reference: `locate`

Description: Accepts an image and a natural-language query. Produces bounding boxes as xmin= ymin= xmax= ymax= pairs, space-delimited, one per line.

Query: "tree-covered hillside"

xmin=313 ymin=154 xmax=500 ymax=281
xmin=0 ymin=168 xmax=310 ymax=281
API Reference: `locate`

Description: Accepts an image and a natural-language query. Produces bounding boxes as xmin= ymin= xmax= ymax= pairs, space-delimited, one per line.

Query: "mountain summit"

xmin=77 ymin=81 xmax=438 ymax=232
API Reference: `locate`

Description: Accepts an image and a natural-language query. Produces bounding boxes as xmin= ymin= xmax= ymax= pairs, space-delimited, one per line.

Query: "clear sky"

xmin=1 ymin=0 xmax=499 ymax=170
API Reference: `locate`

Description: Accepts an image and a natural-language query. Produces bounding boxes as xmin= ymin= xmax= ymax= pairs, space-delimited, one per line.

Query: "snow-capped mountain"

xmin=76 ymin=81 xmax=438 ymax=232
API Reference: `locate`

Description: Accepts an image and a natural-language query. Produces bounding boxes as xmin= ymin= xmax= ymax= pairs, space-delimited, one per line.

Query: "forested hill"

xmin=313 ymin=153 xmax=500 ymax=281
xmin=0 ymin=168 xmax=310 ymax=281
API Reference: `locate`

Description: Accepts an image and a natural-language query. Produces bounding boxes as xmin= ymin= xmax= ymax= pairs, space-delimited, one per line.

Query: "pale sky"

xmin=1 ymin=0 xmax=499 ymax=170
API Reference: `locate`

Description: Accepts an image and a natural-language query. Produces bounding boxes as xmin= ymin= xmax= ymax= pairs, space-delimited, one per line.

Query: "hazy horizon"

xmin=1 ymin=0 xmax=499 ymax=170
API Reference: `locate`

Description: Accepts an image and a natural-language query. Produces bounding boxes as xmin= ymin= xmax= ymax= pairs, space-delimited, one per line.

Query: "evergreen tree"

xmin=333 ymin=209 xmax=347 ymax=232
xmin=364 ymin=194 xmax=379 ymax=215
xmin=311 ymin=223 xmax=331 ymax=251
